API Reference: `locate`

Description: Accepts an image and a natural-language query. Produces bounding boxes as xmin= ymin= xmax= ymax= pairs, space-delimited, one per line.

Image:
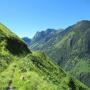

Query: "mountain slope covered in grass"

xmin=0 ymin=23 xmax=89 ymax=90
xmin=27 ymin=20 xmax=90 ymax=87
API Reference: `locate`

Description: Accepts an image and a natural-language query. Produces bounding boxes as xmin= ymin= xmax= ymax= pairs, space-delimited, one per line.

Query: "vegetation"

xmin=28 ymin=20 xmax=90 ymax=87
xmin=0 ymin=23 xmax=89 ymax=90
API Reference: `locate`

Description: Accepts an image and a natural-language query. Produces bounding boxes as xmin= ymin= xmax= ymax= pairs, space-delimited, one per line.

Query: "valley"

xmin=0 ymin=23 xmax=89 ymax=89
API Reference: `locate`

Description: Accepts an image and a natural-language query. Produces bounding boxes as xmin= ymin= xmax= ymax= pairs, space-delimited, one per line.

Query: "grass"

xmin=0 ymin=52 xmax=89 ymax=90
xmin=0 ymin=22 xmax=89 ymax=90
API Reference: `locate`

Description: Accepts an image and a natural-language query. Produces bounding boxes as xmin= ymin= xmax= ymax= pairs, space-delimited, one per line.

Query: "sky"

xmin=0 ymin=0 xmax=90 ymax=38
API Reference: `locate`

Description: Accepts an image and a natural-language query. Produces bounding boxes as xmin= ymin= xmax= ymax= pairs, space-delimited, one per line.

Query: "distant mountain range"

xmin=0 ymin=23 xmax=89 ymax=89
xmin=23 ymin=20 xmax=90 ymax=87
xmin=22 ymin=37 xmax=31 ymax=45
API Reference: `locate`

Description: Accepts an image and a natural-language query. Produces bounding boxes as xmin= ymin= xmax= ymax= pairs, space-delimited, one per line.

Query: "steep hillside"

xmin=28 ymin=20 xmax=90 ymax=87
xmin=0 ymin=23 xmax=89 ymax=90
xmin=0 ymin=52 xmax=89 ymax=90
xmin=0 ymin=23 xmax=31 ymax=72
xmin=0 ymin=23 xmax=31 ymax=55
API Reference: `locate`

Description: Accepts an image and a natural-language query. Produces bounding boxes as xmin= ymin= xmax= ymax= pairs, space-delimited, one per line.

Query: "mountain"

xmin=27 ymin=20 xmax=90 ymax=87
xmin=0 ymin=23 xmax=31 ymax=73
xmin=30 ymin=28 xmax=64 ymax=50
xmin=32 ymin=29 xmax=56 ymax=43
xmin=22 ymin=37 xmax=31 ymax=46
xmin=0 ymin=23 xmax=89 ymax=90
xmin=0 ymin=23 xmax=31 ymax=56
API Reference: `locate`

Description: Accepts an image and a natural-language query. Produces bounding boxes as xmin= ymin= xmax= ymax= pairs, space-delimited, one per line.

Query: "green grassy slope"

xmin=0 ymin=52 xmax=89 ymax=90
xmin=0 ymin=23 xmax=31 ymax=73
xmin=0 ymin=23 xmax=89 ymax=90
xmin=29 ymin=20 xmax=90 ymax=87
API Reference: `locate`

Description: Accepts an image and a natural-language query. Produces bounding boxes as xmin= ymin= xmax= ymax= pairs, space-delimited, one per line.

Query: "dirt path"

xmin=6 ymin=66 xmax=16 ymax=90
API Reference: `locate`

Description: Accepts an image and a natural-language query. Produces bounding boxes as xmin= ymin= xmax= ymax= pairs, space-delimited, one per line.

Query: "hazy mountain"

xmin=27 ymin=20 xmax=90 ymax=87
xmin=22 ymin=37 xmax=31 ymax=45
xmin=30 ymin=29 xmax=64 ymax=50
xmin=0 ymin=23 xmax=88 ymax=89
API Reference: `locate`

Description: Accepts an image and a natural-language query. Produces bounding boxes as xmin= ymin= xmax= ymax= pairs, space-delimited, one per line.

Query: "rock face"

xmin=29 ymin=20 xmax=90 ymax=87
xmin=32 ymin=29 xmax=56 ymax=42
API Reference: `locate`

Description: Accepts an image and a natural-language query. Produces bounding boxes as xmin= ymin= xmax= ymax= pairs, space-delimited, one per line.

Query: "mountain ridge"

xmin=24 ymin=20 xmax=90 ymax=87
xmin=0 ymin=22 xmax=89 ymax=89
